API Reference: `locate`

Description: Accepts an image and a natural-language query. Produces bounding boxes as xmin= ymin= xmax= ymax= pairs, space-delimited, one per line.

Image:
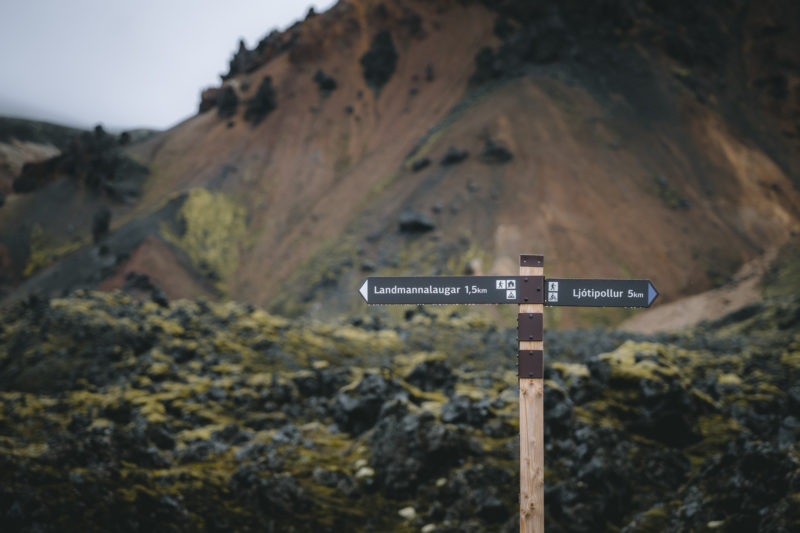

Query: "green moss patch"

xmin=161 ymin=188 xmax=247 ymax=294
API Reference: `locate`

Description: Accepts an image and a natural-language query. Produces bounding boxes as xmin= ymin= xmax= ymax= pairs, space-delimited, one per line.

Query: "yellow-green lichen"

xmin=718 ymin=373 xmax=742 ymax=387
xmin=402 ymin=128 xmax=445 ymax=171
xmin=597 ymin=341 xmax=681 ymax=384
xmin=781 ymin=350 xmax=800 ymax=368
xmin=552 ymin=362 xmax=590 ymax=381
xmin=762 ymin=237 xmax=800 ymax=298
xmin=24 ymin=223 xmax=87 ymax=278
xmin=161 ymin=188 xmax=247 ymax=294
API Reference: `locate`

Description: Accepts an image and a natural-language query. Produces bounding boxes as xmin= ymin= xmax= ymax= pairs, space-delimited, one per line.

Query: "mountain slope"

xmin=1 ymin=0 xmax=798 ymax=325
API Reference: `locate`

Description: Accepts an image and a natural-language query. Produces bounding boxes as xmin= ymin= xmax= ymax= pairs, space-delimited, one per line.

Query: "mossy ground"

xmin=0 ymin=290 xmax=798 ymax=532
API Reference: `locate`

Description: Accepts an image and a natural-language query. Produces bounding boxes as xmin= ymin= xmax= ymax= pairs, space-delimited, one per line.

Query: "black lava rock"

xmin=411 ymin=157 xmax=431 ymax=172
xmin=398 ymin=209 xmax=436 ymax=233
xmin=663 ymin=439 xmax=800 ymax=531
xmin=229 ymin=470 xmax=312 ymax=519
xmin=494 ymin=17 xmax=515 ymax=40
xmin=548 ymin=427 xmax=637 ymax=531
xmin=440 ymin=147 xmax=469 ymax=166
xmin=331 ymin=373 xmax=400 ymax=435
xmin=435 ymin=464 xmax=514 ymax=524
xmin=480 ymin=137 xmax=513 ymax=164
xmin=400 ymin=10 xmax=423 ymax=36
xmin=212 ymin=423 xmax=253 ymax=445
xmin=92 ymin=206 xmax=111 ymax=243
xmin=406 ymin=359 xmax=455 ymax=394
xmin=370 ymin=402 xmax=473 ymax=497
xmin=14 ymin=125 xmax=148 ymax=200
xmin=244 ymin=76 xmax=277 ymax=125
xmin=471 ymin=11 xmax=572 ymax=84
xmin=123 ymin=271 xmax=153 ymax=292
xmin=179 ymin=439 xmax=226 ymax=464
xmin=471 ymin=47 xmax=505 ymax=84
xmin=360 ymin=30 xmax=398 ymax=90
xmin=146 ymin=425 xmax=176 ymax=450
xmin=313 ymin=69 xmax=338 ymax=94
xmin=441 ymin=395 xmax=492 ymax=427
xmin=122 ymin=272 xmax=169 ymax=307
xmin=312 ymin=466 xmax=357 ymax=497
xmin=293 ymin=368 xmax=349 ymax=398
xmin=542 ymin=385 xmax=574 ymax=439
xmin=224 ymin=39 xmax=260 ymax=80
xmin=216 ymin=86 xmax=239 ymax=119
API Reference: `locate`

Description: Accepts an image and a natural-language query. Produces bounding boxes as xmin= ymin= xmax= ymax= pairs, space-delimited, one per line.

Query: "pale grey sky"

xmin=0 ymin=0 xmax=336 ymax=131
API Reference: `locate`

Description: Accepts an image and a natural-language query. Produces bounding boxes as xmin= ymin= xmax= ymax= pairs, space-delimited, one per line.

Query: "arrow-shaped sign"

xmin=544 ymin=278 xmax=658 ymax=307
xmin=359 ymin=276 xmax=525 ymax=305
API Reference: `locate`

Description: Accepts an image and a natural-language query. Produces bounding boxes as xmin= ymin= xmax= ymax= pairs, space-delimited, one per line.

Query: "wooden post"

xmin=519 ymin=254 xmax=544 ymax=533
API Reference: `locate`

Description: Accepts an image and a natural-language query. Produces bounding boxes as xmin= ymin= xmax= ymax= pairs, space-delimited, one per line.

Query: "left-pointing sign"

xmin=359 ymin=276 xmax=523 ymax=305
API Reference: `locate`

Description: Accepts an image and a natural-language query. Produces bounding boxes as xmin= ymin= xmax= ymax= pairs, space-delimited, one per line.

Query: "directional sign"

xmin=357 ymin=255 xmax=659 ymax=533
xmin=544 ymin=278 xmax=658 ymax=307
xmin=359 ymin=276 xmax=525 ymax=305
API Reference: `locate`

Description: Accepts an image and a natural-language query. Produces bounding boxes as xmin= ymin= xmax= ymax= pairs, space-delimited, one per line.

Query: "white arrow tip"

xmin=359 ymin=279 xmax=369 ymax=302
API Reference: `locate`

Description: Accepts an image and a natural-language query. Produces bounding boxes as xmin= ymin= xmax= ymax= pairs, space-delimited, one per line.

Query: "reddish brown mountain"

xmin=1 ymin=0 xmax=798 ymax=325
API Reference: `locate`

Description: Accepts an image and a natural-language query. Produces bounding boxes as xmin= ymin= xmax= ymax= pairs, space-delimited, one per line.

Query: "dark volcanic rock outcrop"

xmin=198 ymin=87 xmax=220 ymax=113
xmin=332 ymin=373 xmax=402 ymax=435
xmin=216 ymin=86 xmax=239 ymax=119
xmin=480 ymin=137 xmax=513 ymax=164
xmin=411 ymin=157 xmax=431 ymax=172
xmin=360 ymin=30 xmax=398 ymax=90
xmin=370 ymin=400 xmax=476 ymax=497
xmin=398 ymin=209 xmax=436 ymax=233
xmin=91 ymin=206 xmax=111 ymax=243
xmin=244 ymin=76 xmax=278 ymax=125
xmin=313 ymin=69 xmax=338 ymax=95
xmin=440 ymin=147 xmax=468 ymax=166
xmin=224 ymin=39 xmax=261 ymax=79
xmin=12 ymin=125 xmax=148 ymax=202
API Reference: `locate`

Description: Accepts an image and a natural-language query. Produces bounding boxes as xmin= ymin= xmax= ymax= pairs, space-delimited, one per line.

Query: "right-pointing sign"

xmin=545 ymin=278 xmax=659 ymax=307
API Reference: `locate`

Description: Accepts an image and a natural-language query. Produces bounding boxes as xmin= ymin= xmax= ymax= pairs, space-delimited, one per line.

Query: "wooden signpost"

xmin=358 ymin=255 xmax=658 ymax=532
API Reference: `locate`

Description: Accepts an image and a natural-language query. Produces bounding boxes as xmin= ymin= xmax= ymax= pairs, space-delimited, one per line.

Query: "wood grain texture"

xmin=519 ymin=378 xmax=544 ymax=532
xmin=520 ymin=262 xmax=544 ymax=533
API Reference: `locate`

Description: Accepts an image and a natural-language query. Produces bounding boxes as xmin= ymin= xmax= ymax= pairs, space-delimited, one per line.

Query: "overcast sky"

xmin=0 ymin=0 xmax=336 ymax=131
